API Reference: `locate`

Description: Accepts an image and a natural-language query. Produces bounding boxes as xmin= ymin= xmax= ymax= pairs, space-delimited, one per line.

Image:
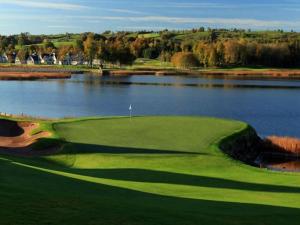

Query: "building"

xmin=0 ymin=54 xmax=8 ymax=63
xmin=26 ymin=53 xmax=41 ymax=65
xmin=59 ymin=53 xmax=85 ymax=66
xmin=41 ymin=53 xmax=57 ymax=65
xmin=92 ymin=59 xmax=101 ymax=66
xmin=71 ymin=53 xmax=84 ymax=65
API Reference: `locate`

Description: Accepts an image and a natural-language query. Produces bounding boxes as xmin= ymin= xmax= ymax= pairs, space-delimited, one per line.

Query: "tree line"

xmin=1 ymin=29 xmax=300 ymax=68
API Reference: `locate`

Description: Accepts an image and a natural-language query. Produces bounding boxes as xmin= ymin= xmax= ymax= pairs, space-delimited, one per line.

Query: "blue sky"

xmin=1 ymin=0 xmax=300 ymax=34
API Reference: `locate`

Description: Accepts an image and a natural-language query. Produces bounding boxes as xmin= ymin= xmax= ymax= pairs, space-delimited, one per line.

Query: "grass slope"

xmin=1 ymin=116 xmax=300 ymax=225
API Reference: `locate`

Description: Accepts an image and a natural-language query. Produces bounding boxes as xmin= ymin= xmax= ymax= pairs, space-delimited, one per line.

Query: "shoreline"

xmin=2 ymin=65 xmax=300 ymax=79
xmin=0 ymin=72 xmax=71 ymax=80
xmin=107 ymin=69 xmax=300 ymax=78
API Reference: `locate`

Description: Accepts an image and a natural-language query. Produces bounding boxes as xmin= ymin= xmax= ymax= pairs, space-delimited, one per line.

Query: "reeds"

xmin=265 ymin=136 xmax=300 ymax=154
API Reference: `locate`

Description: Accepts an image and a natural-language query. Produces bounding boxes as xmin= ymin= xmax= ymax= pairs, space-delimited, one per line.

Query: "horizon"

xmin=1 ymin=0 xmax=300 ymax=35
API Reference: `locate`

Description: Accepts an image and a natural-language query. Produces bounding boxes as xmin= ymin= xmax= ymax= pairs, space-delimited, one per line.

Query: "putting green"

xmin=1 ymin=116 xmax=300 ymax=225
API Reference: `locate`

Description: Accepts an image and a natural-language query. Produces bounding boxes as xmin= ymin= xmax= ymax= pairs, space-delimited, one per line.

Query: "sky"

xmin=1 ymin=0 xmax=300 ymax=34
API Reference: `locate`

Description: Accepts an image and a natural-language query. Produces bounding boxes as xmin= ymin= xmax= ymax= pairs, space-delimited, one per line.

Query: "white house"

xmin=0 ymin=54 xmax=8 ymax=63
xmin=15 ymin=57 xmax=22 ymax=65
xmin=92 ymin=59 xmax=101 ymax=66
xmin=26 ymin=53 xmax=41 ymax=65
xmin=71 ymin=53 xmax=84 ymax=65
xmin=59 ymin=53 xmax=72 ymax=65
xmin=41 ymin=53 xmax=57 ymax=65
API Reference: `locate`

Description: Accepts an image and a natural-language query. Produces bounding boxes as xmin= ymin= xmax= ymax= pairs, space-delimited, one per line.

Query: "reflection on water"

xmin=0 ymin=74 xmax=300 ymax=137
xmin=268 ymin=161 xmax=300 ymax=172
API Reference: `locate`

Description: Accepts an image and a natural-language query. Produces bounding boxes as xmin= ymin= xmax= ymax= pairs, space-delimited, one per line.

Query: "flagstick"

xmin=129 ymin=104 xmax=132 ymax=120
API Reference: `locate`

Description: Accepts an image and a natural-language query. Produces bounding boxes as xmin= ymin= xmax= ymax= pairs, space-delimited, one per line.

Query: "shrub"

xmin=171 ymin=52 xmax=200 ymax=69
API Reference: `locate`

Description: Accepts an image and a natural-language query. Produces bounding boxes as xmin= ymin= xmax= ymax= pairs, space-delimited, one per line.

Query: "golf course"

xmin=1 ymin=116 xmax=300 ymax=225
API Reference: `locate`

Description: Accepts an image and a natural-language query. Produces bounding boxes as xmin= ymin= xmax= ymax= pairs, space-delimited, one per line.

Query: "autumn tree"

xmin=17 ymin=47 xmax=29 ymax=64
xmin=171 ymin=52 xmax=200 ymax=69
xmin=83 ymin=33 xmax=98 ymax=67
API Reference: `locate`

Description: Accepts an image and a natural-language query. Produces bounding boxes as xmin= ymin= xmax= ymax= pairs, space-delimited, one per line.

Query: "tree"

xmin=44 ymin=41 xmax=55 ymax=49
xmin=171 ymin=52 xmax=200 ymax=69
xmin=17 ymin=47 xmax=29 ymax=64
xmin=18 ymin=33 xmax=29 ymax=46
xmin=83 ymin=33 xmax=98 ymax=67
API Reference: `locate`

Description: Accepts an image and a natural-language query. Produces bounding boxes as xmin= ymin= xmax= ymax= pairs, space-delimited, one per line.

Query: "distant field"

xmin=137 ymin=33 xmax=160 ymax=38
xmin=15 ymin=40 xmax=76 ymax=50
xmin=129 ymin=58 xmax=174 ymax=69
xmin=1 ymin=116 xmax=300 ymax=225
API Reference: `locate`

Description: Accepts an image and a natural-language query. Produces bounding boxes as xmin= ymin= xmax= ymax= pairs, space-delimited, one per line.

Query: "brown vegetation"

xmin=0 ymin=72 xmax=71 ymax=80
xmin=265 ymin=136 xmax=300 ymax=154
xmin=171 ymin=52 xmax=200 ymax=69
xmin=198 ymin=69 xmax=300 ymax=77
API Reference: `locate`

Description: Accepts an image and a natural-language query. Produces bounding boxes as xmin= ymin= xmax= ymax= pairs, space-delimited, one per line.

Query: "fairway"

xmin=1 ymin=116 xmax=300 ymax=225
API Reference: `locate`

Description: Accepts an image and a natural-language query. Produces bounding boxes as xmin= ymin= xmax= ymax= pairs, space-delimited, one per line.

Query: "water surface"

xmin=0 ymin=74 xmax=300 ymax=137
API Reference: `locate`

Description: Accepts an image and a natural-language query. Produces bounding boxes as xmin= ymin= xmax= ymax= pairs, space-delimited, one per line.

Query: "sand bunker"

xmin=0 ymin=119 xmax=51 ymax=151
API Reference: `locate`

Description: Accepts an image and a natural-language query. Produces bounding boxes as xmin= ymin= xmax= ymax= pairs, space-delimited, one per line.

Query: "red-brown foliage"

xmin=171 ymin=52 xmax=200 ymax=69
xmin=265 ymin=136 xmax=300 ymax=154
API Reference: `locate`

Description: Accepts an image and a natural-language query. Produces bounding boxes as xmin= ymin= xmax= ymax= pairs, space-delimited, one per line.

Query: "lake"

xmin=0 ymin=74 xmax=300 ymax=137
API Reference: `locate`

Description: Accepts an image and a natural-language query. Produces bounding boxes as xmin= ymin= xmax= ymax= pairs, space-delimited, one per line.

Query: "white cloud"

xmin=107 ymin=8 xmax=145 ymax=15
xmin=172 ymin=2 xmax=234 ymax=9
xmin=47 ymin=25 xmax=79 ymax=29
xmin=0 ymin=0 xmax=89 ymax=10
xmin=78 ymin=15 xmax=300 ymax=28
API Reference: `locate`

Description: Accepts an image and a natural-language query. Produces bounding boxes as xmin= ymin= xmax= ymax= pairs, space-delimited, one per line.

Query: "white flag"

xmin=129 ymin=104 xmax=132 ymax=111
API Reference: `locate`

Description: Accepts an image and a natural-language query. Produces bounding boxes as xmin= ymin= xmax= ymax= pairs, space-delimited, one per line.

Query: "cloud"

xmin=171 ymin=2 xmax=234 ymax=9
xmin=78 ymin=15 xmax=300 ymax=28
xmin=47 ymin=25 xmax=79 ymax=29
xmin=0 ymin=0 xmax=89 ymax=10
xmin=158 ymin=2 xmax=300 ymax=10
xmin=107 ymin=8 xmax=145 ymax=15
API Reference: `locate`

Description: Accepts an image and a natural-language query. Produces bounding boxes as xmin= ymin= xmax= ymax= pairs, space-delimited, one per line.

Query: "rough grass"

xmin=1 ymin=116 xmax=300 ymax=225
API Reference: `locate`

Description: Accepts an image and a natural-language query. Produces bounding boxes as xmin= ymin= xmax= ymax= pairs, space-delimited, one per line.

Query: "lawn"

xmin=1 ymin=116 xmax=300 ymax=225
xmin=129 ymin=58 xmax=174 ymax=69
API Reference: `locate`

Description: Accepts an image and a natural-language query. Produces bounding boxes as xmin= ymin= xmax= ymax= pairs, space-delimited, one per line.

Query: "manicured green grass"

xmin=1 ymin=116 xmax=300 ymax=225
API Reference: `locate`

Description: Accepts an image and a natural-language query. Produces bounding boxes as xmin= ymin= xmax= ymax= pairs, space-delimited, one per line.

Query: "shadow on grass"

xmin=58 ymin=142 xmax=206 ymax=155
xmin=65 ymin=168 xmax=300 ymax=194
xmin=1 ymin=156 xmax=300 ymax=225
xmin=3 ymin=149 xmax=300 ymax=195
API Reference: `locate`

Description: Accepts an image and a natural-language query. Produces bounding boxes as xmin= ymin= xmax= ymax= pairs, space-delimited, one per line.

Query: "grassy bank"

xmin=1 ymin=116 xmax=300 ymax=225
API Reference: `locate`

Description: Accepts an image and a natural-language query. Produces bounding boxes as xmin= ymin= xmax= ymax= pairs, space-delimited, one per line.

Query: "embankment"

xmin=0 ymin=72 xmax=71 ymax=80
xmin=107 ymin=68 xmax=300 ymax=78
xmin=198 ymin=69 xmax=300 ymax=78
xmin=219 ymin=125 xmax=263 ymax=165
